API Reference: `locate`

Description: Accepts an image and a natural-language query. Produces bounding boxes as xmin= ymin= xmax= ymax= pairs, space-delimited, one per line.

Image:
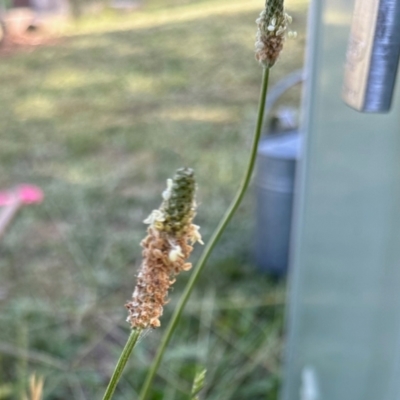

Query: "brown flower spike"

xmin=125 ymin=168 xmax=203 ymax=329
xmin=255 ymin=0 xmax=292 ymax=67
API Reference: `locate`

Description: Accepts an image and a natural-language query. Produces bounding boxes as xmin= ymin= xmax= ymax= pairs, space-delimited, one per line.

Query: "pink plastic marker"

xmin=0 ymin=184 xmax=44 ymax=239
xmin=0 ymin=184 xmax=44 ymax=207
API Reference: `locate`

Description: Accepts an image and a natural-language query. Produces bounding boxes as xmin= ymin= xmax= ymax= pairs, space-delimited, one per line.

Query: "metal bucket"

xmin=254 ymin=129 xmax=301 ymax=275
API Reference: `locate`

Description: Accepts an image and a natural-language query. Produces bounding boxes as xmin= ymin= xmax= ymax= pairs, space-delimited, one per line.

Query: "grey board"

xmin=281 ymin=0 xmax=400 ymax=399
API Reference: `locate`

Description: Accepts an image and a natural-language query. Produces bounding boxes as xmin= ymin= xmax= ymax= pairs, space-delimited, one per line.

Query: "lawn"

xmin=0 ymin=0 xmax=307 ymax=398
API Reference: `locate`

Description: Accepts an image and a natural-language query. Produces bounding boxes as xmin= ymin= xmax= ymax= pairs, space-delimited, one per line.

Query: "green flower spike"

xmin=126 ymin=168 xmax=202 ymax=330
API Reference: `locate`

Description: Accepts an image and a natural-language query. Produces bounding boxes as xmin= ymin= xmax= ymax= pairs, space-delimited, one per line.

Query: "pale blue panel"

xmin=282 ymin=0 xmax=400 ymax=399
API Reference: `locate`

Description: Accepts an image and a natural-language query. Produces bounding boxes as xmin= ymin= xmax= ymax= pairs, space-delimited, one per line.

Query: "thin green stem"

xmin=139 ymin=67 xmax=271 ymax=400
xmin=102 ymin=329 xmax=141 ymax=400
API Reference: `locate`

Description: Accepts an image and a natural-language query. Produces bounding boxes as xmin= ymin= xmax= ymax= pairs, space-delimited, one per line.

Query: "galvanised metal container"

xmin=254 ymin=129 xmax=300 ymax=275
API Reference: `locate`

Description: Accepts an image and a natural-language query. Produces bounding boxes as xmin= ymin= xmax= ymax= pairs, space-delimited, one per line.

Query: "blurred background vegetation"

xmin=0 ymin=0 xmax=307 ymax=398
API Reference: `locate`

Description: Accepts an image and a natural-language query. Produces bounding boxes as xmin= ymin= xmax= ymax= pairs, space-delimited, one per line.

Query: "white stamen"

xmin=169 ymin=245 xmax=184 ymax=262
xmin=143 ymin=209 xmax=165 ymax=225
xmin=190 ymin=224 xmax=204 ymax=245
xmin=162 ymin=179 xmax=173 ymax=201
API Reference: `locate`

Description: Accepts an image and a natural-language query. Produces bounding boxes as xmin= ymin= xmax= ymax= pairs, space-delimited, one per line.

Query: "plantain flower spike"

xmin=126 ymin=168 xmax=203 ymax=330
xmin=255 ymin=0 xmax=292 ymax=67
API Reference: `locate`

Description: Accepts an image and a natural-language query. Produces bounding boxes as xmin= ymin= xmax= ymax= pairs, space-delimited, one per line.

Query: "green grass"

xmin=0 ymin=0 xmax=307 ymax=398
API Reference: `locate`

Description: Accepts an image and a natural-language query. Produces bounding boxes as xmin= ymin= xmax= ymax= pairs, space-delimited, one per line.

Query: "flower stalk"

xmin=138 ymin=66 xmax=271 ymax=400
xmin=102 ymin=330 xmax=141 ymax=400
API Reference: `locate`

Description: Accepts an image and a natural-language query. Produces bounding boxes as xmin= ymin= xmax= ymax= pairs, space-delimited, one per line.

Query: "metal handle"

xmin=263 ymin=69 xmax=305 ymax=134
xmin=342 ymin=0 xmax=400 ymax=113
